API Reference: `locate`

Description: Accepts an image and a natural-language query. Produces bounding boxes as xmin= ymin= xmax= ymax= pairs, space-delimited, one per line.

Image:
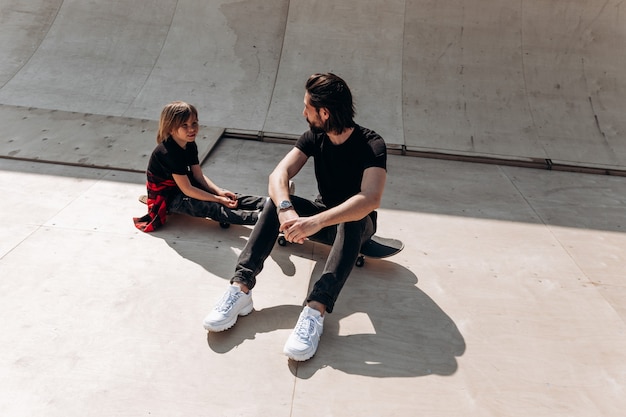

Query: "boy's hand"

xmin=218 ymin=195 xmax=238 ymax=208
xmin=220 ymin=189 xmax=237 ymax=201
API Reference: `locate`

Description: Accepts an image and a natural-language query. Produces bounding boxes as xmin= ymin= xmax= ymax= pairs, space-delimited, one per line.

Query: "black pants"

xmin=168 ymin=193 xmax=267 ymax=225
xmin=231 ymin=196 xmax=375 ymax=313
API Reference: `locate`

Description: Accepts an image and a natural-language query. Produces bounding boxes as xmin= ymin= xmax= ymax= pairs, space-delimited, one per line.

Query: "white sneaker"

xmin=288 ymin=180 xmax=296 ymax=195
xmin=283 ymin=306 xmax=324 ymax=361
xmin=203 ymin=285 xmax=253 ymax=332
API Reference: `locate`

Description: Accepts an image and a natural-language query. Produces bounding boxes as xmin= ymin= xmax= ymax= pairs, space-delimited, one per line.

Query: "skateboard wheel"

xmin=219 ymin=222 xmax=230 ymax=229
xmin=355 ymin=255 xmax=365 ymax=267
xmin=277 ymin=236 xmax=287 ymax=246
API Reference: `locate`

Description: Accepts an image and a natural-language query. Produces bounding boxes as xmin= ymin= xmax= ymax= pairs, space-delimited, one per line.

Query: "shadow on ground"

xmin=205 ymin=242 xmax=465 ymax=379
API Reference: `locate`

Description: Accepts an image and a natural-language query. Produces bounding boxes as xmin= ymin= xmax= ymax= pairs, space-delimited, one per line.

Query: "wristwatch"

xmin=278 ymin=200 xmax=294 ymax=212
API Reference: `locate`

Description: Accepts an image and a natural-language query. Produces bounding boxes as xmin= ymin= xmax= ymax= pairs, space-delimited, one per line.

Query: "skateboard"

xmin=277 ymin=234 xmax=403 ymax=267
xmin=137 ymin=195 xmax=230 ymax=228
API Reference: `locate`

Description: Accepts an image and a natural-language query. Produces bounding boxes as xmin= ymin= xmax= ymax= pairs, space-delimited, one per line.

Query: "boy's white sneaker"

xmin=283 ymin=306 xmax=324 ymax=361
xmin=203 ymin=285 xmax=253 ymax=332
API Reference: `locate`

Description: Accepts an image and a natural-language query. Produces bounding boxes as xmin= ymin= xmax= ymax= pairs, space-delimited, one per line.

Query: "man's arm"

xmin=268 ymin=147 xmax=308 ymax=206
xmin=313 ymin=166 xmax=386 ymax=227
xmin=280 ymin=166 xmax=386 ymax=244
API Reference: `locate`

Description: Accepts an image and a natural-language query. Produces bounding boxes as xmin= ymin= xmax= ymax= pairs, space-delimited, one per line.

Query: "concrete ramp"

xmin=1 ymin=0 xmax=624 ymax=170
xmin=404 ymin=0 xmax=626 ymax=169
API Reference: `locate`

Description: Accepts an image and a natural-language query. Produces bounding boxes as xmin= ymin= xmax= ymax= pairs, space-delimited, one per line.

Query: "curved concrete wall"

xmin=1 ymin=0 xmax=624 ymax=169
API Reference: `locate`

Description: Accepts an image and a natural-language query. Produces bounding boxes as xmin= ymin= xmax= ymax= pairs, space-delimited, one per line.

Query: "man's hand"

xmin=279 ymin=214 xmax=321 ymax=244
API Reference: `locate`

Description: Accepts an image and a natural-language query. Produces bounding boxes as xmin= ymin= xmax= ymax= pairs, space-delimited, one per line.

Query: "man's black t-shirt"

xmin=295 ymin=124 xmax=387 ymax=208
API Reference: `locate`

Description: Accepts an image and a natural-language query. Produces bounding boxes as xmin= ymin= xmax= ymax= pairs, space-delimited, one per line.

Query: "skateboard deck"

xmin=355 ymin=235 xmax=404 ymax=266
xmin=277 ymin=234 xmax=403 ymax=267
xmin=137 ymin=195 xmax=230 ymax=228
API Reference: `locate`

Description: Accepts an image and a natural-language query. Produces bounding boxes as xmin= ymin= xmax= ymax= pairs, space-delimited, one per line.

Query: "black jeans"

xmin=168 ymin=194 xmax=267 ymax=225
xmin=231 ymin=196 xmax=375 ymax=313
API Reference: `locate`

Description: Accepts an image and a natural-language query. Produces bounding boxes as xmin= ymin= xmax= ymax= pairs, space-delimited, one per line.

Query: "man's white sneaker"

xmin=203 ymin=285 xmax=253 ymax=332
xmin=283 ymin=306 xmax=324 ymax=361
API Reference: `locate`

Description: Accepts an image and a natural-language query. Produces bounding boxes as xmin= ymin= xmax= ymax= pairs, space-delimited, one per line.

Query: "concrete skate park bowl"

xmin=0 ymin=0 xmax=624 ymax=173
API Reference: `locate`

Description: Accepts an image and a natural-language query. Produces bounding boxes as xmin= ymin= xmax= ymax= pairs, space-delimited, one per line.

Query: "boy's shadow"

xmin=150 ymin=214 xmax=320 ymax=280
xmin=149 ymin=215 xmax=256 ymax=280
xmin=207 ymin=240 xmax=466 ymax=379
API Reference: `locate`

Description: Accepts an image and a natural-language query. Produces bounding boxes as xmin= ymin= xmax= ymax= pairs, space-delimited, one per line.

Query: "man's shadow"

xmin=147 ymin=215 xmax=465 ymax=378
xmin=206 ymin=240 xmax=466 ymax=379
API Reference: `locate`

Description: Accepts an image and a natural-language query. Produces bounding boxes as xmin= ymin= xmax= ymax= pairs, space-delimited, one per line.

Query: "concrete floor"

xmin=1 ymin=0 xmax=626 ymax=416
xmin=2 ymin=139 xmax=626 ymax=416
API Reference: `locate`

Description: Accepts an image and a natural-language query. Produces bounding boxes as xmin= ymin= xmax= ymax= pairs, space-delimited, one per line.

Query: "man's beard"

xmin=307 ymin=118 xmax=325 ymax=134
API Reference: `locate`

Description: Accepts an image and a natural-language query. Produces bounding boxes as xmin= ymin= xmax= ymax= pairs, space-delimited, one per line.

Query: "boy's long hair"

xmin=156 ymin=101 xmax=198 ymax=144
xmin=305 ymin=73 xmax=356 ymax=134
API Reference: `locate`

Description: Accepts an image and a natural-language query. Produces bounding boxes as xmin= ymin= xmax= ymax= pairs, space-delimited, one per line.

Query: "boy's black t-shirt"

xmin=148 ymin=137 xmax=199 ymax=182
xmin=134 ymin=137 xmax=201 ymax=232
xmin=295 ymin=124 xmax=387 ymax=208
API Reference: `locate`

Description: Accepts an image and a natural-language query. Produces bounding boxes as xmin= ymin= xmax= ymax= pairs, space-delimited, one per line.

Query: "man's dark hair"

xmin=305 ymin=73 xmax=356 ymax=134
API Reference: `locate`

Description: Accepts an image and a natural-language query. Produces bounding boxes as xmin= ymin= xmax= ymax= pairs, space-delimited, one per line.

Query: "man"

xmin=203 ymin=73 xmax=387 ymax=361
